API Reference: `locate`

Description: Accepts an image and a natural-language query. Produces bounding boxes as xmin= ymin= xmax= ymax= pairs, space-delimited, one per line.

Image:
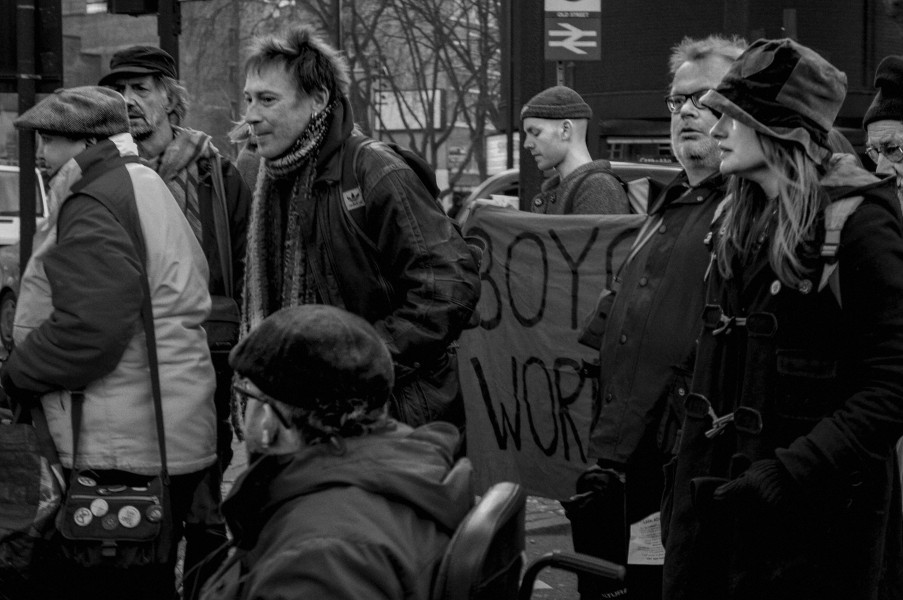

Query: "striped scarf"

xmin=146 ymin=126 xmax=215 ymax=243
xmin=241 ymin=102 xmax=335 ymax=338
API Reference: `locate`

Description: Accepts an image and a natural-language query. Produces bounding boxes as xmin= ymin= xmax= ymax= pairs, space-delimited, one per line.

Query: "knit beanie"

xmin=863 ymin=55 xmax=903 ymax=128
xmin=700 ymin=38 xmax=847 ymax=164
xmin=99 ymin=45 xmax=177 ymax=86
xmin=229 ymin=305 xmax=394 ymax=414
xmin=14 ymin=86 xmax=129 ymax=139
xmin=521 ymin=85 xmax=592 ymax=120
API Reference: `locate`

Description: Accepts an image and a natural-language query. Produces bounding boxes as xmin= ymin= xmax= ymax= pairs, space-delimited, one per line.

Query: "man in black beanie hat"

xmin=198 ymin=304 xmax=473 ymax=600
xmin=521 ymin=85 xmax=629 ymax=214
xmin=864 ymin=55 xmax=903 ymax=207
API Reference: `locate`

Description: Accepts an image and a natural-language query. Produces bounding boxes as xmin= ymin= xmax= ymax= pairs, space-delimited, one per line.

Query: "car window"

xmin=0 ymin=170 xmax=45 ymax=216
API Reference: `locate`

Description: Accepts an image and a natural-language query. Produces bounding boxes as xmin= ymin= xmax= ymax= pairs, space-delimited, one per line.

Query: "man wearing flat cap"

xmin=1 ymin=86 xmax=215 ymax=599
xmin=199 ymin=304 xmax=473 ymax=600
xmin=521 ymin=85 xmax=628 ymax=214
xmin=100 ymin=45 xmax=252 ymax=590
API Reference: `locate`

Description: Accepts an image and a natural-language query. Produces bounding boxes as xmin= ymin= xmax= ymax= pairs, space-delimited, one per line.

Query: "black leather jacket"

xmin=276 ymin=98 xmax=480 ymax=425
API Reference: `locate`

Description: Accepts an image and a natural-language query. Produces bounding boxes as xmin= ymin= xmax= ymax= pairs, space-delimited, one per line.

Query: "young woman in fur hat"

xmin=661 ymin=38 xmax=903 ymax=600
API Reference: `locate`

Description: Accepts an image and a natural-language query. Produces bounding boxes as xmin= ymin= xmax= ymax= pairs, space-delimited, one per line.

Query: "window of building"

xmin=86 ymin=0 xmax=107 ymax=14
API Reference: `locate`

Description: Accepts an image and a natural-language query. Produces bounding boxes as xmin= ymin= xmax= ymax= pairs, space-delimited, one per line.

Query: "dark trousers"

xmin=182 ymin=356 xmax=233 ymax=600
xmin=564 ymin=459 xmax=664 ymax=600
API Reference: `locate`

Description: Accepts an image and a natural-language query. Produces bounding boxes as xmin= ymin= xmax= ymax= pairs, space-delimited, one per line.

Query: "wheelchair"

xmin=431 ymin=482 xmax=624 ymax=600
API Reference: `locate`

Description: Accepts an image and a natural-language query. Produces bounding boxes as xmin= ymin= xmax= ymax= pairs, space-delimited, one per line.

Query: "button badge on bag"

xmin=77 ymin=475 xmax=97 ymax=487
xmin=90 ymin=498 xmax=109 ymax=517
xmin=73 ymin=507 xmax=93 ymax=526
xmin=145 ymin=504 xmax=163 ymax=523
xmin=102 ymin=514 xmax=118 ymax=530
xmin=118 ymin=506 xmax=141 ymax=528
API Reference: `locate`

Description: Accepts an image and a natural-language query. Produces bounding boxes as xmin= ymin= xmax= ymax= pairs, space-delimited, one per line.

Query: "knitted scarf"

xmin=145 ymin=126 xmax=216 ymax=244
xmin=241 ymin=101 xmax=335 ymax=338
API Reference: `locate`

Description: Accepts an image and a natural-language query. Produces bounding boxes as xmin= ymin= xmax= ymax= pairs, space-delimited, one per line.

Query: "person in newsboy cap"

xmin=520 ymin=85 xmax=629 ymax=214
xmin=863 ymin=55 xmax=903 ymax=202
xmin=14 ymin=86 xmax=129 ymax=177
xmin=229 ymin=303 xmax=396 ymax=450
xmin=199 ymin=304 xmax=473 ymax=600
xmin=6 ymin=84 xmax=216 ymax=600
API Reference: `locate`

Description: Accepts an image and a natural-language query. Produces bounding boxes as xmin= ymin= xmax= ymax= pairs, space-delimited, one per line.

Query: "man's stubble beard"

xmin=130 ymin=121 xmax=154 ymax=142
xmin=675 ymin=137 xmax=720 ymax=174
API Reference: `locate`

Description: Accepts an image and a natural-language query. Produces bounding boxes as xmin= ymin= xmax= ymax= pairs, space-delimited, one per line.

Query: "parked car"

xmin=0 ymin=244 xmax=19 ymax=352
xmin=454 ymin=161 xmax=682 ymax=224
xmin=0 ymin=165 xmax=50 ymax=246
xmin=0 ymin=165 xmax=50 ymax=351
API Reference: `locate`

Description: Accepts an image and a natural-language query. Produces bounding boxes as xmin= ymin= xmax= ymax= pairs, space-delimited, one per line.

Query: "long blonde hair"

xmin=716 ymin=133 xmax=826 ymax=286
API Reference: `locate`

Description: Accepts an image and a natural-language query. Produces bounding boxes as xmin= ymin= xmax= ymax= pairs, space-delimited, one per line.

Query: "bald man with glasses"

xmin=865 ymin=55 xmax=903 ymax=209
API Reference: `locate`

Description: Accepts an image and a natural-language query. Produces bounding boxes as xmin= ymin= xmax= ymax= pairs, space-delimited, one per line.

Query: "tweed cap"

xmin=700 ymin=38 xmax=847 ymax=164
xmin=863 ymin=55 xmax=903 ymax=128
xmin=99 ymin=45 xmax=177 ymax=86
xmin=14 ymin=86 xmax=129 ymax=138
xmin=521 ymin=85 xmax=592 ymax=120
xmin=230 ymin=305 xmax=394 ymax=415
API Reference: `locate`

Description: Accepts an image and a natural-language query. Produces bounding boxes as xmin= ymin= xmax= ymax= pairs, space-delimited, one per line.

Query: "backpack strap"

xmin=337 ymin=134 xmax=377 ymax=249
xmin=209 ymin=153 xmax=234 ymax=298
xmin=818 ymin=195 xmax=864 ymax=308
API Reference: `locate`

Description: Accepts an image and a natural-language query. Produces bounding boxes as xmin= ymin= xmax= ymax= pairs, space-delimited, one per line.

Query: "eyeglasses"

xmin=865 ymin=144 xmax=903 ymax=164
xmin=232 ymin=380 xmax=293 ymax=429
xmin=665 ymin=89 xmax=712 ymax=114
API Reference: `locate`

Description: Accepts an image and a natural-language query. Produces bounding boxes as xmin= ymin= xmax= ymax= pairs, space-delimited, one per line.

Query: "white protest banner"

xmin=460 ymin=205 xmax=643 ymax=498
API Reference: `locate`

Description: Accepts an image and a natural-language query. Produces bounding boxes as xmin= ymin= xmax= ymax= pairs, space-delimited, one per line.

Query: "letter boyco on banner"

xmin=460 ymin=205 xmax=643 ymax=498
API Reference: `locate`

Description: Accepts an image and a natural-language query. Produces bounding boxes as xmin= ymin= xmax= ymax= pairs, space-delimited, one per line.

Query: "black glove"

xmin=713 ymin=459 xmax=795 ymax=507
xmin=0 ymin=365 xmax=36 ymax=411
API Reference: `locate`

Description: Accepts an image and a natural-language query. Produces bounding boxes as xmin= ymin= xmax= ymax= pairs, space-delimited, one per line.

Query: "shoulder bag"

xmin=55 ymin=203 xmax=174 ymax=569
xmin=204 ymin=155 xmax=241 ymax=355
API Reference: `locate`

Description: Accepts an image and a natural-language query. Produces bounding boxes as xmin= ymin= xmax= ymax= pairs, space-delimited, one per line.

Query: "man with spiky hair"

xmin=239 ymin=25 xmax=480 ymax=430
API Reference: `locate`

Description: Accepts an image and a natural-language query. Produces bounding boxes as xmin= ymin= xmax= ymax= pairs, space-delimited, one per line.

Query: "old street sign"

xmin=544 ymin=0 xmax=602 ymax=62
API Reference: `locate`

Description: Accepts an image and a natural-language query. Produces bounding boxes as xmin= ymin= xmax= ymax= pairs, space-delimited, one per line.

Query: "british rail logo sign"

xmin=544 ymin=0 xmax=602 ymax=62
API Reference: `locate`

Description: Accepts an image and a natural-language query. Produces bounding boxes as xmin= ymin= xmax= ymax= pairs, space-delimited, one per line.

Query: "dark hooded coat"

xmin=662 ymin=156 xmax=903 ymax=600
xmin=199 ymin=422 xmax=473 ymax=600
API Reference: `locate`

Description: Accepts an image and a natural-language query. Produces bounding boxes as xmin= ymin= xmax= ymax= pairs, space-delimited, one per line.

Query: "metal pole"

xmin=556 ymin=61 xmax=565 ymax=86
xmin=158 ymin=0 xmax=180 ymax=75
xmin=17 ymin=0 xmax=38 ymax=270
xmin=782 ymin=9 xmax=797 ymax=40
xmin=503 ymin=0 xmax=514 ymax=170
xmin=334 ymin=0 xmax=343 ymax=49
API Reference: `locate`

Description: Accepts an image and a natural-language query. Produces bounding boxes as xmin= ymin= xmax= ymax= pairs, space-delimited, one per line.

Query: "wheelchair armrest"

xmin=517 ymin=550 xmax=625 ymax=600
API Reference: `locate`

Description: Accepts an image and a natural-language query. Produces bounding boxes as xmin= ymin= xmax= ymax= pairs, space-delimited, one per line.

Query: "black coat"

xmin=662 ymin=156 xmax=903 ymax=600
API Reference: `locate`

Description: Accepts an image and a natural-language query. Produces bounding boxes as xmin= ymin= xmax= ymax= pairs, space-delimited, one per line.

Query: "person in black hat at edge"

xmin=661 ymin=38 xmax=903 ymax=600
xmin=98 ymin=45 xmax=252 ymax=597
xmin=521 ymin=85 xmax=628 ymax=214
xmin=198 ymin=304 xmax=473 ymax=600
xmin=864 ymin=55 xmax=903 ymax=212
xmin=863 ymin=53 xmax=903 ymax=530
